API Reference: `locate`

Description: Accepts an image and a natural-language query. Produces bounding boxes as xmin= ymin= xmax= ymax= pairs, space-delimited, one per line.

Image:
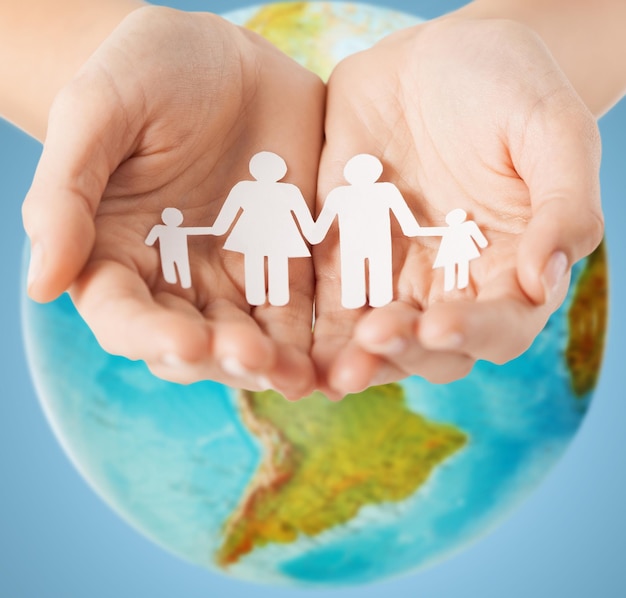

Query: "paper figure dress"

xmin=432 ymin=208 xmax=488 ymax=291
xmin=211 ymin=151 xmax=315 ymax=307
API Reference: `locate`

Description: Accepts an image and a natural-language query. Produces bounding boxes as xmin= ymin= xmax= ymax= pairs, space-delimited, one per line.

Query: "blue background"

xmin=1 ymin=1 xmax=624 ymax=596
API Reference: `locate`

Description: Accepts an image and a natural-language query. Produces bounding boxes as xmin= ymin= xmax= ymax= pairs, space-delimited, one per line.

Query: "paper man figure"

xmin=310 ymin=154 xmax=421 ymax=309
xmin=430 ymin=208 xmax=488 ymax=291
xmin=211 ymin=151 xmax=316 ymax=307
xmin=145 ymin=207 xmax=212 ymax=289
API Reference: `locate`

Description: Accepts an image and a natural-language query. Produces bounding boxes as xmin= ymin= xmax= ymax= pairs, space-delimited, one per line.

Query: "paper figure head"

xmin=249 ymin=151 xmax=288 ymax=183
xmin=161 ymin=207 xmax=184 ymax=226
xmin=344 ymin=154 xmax=384 ymax=185
xmin=446 ymin=208 xmax=468 ymax=226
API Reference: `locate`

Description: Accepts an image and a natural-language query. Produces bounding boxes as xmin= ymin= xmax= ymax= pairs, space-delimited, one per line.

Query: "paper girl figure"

xmin=145 ymin=207 xmax=212 ymax=289
xmin=310 ymin=154 xmax=420 ymax=309
xmin=431 ymin=208 xmax=488 ymax=291
xmin=211 ymin=151 xmax=316 ymax=307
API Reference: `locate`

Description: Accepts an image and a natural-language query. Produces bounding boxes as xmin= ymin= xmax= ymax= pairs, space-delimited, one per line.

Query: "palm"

xmin=45 ymin=8 xmax=325 ymax=396
xmin=314 ymin=18 xmax=590 ymax=395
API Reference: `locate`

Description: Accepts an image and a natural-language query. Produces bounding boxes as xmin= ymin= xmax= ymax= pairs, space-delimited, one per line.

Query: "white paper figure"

xmin=310 ymin=154 xmax=421 ymax=309
xmin=431 ymin=208 xmax=488 ymax=291
xmin=145 ymin=207 xmax=212 ymax=289
xmin=211 ymin=151 xmax=316 ymax=307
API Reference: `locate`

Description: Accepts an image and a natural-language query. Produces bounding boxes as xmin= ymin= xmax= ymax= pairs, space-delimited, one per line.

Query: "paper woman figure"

xmin=145 ymin=207 xmax=212 ymax=289
xmin=211 ymin=151 xmax=315 ymax=307
xmin=310 ymin=154 xmax=420 ymax=309
xmin=432 ymin=208 xmax=488 ymax=291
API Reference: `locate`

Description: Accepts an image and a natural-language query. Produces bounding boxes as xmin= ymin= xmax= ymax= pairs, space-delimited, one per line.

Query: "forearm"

xmin=455 ymin=0 xmax=626 ymax=116
xmin=0 ymin=0 xmax=144 ymax=139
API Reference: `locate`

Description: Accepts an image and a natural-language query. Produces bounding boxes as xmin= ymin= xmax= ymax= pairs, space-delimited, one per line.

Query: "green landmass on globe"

xmin=566 ymin=242 xmax=608 ymax=396
xmin=215 ymin=239 xmax=607 ymax=569
xmin=217 ymin=384 xmax=467 ymax=565
xmin=245 ymin=3 xmax=346 ymax=80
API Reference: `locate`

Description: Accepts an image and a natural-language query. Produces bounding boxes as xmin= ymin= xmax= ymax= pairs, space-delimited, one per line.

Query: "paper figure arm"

xmin=309 ymin=191 xmax=340 ymax=244
xmin=145 ymin=226 xmax=160 ymax=246
xmin=411 ymin=226 xmax=448 ymax=237
xmin=184 ymin=227 xmax=214 ymax=236
xmin=211 ymin=183 xmax=245 ymax=236
xmin=387 ymin=185 xmax=422 ymax=237
xmin=470 ymin=222 xmax=489 ymax=248
xmin=287 ymin=185 xmax=317 ymax=242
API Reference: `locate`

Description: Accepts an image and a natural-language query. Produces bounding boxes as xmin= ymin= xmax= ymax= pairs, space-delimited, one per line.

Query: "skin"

xmin=2 ymin=0 xmax=625 ymax=399
xmin=19 ymin=6 xmax=326 ymax=398
xmin=313 ymin=15 xmax=605 ymax=398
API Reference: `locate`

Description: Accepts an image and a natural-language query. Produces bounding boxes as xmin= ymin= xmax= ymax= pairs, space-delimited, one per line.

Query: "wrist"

xmin=0 ymin=0 xmax=145 ymax=139
xmin=446 ymin=0 xmax=626 ymax=116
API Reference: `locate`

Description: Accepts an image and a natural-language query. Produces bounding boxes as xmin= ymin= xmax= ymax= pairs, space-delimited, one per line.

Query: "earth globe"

xmin=22 ymin=2 xmax=608 ymax=588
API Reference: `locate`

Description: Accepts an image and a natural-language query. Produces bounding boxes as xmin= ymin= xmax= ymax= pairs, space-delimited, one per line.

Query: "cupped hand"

xmin=313 ymin=16 xmax=603 ymax=398
xmin=22 ymin=6 xmax=325 ymax=398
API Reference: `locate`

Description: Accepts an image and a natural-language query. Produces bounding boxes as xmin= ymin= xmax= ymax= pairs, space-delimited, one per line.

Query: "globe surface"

xmin=22 ymin=2 xmax=608 ymax=588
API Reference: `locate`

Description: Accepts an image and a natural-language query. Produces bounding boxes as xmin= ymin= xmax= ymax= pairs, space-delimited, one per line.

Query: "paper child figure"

xmin=310 ymin=154 xmax=421 ymax=309
xmin=145 ymin=207 xmax=212 ymax=289
xmin=211 ymin=151 xmax=316 ymax=307
xmin=431 ymin=208 xmax=488 ymax=291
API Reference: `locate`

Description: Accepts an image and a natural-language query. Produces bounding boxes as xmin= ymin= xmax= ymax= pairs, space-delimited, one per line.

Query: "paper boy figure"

xmin=145 ymin=207 xmax=211 ymax=289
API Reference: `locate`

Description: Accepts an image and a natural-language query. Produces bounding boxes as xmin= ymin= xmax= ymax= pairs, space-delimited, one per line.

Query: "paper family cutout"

xmin=145 ymin=152 xmax=488 ymax=308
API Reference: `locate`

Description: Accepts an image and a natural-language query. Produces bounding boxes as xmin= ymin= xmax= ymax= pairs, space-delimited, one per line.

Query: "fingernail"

xmin=27 ymin=243 xmax=44 ymax=288
xmin=542 ymin=251 xmax=569 ymax=302
xmin=221 ymin=357 xmax=252 ymax=378
xmin=162 ymin=353 xmax=186 ymax=368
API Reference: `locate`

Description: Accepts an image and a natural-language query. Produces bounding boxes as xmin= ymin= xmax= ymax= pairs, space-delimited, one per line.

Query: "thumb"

xmin=514 ymin=96 xmax=603 ymax=305
xmin=22 ymin=71 xmax=137 ymax=302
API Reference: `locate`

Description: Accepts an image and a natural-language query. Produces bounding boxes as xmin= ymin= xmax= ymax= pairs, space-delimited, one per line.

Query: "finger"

xmin=147 ymin=298 xmax=279 ymax=389
xmin=148 ymin=292 xmax=275 ymax=390
xmin=252 ymin=272 xmax=316 ymax=400
xmin=203 ymin=300 xmax=277 ymax=385
xmin=512 ymin=92 xmax=603 ymax=305
xmin=269 ymin=345 xmax=317 ymax=401
xmin=354 ymin=300 xmax=420 ymax=356
xmin=354 ymin=301 xmax=475 ymax=384
xmin=418 ymin=273 xmax=567 ymax=364
xmin=311 ymin=306 xmax=360 ymax=400
xmin=23 ymin=71 xmax=140 ymax=302
xmin=369 ymin=352 xmax=475 ymax=387
xmin=326 ymin=341 xmax=383 ymax=398
xmin=146 ymin=357 xmax=273 ymax=391
xmin=71 ymin=260 xmax=211 ymax=364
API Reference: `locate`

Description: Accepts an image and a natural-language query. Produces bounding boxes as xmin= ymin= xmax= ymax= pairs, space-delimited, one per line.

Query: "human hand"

xmin=22 ymin=6 xmax=325 ymax=398
xmin=313 ymin=16 xmax=603 ymax=398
